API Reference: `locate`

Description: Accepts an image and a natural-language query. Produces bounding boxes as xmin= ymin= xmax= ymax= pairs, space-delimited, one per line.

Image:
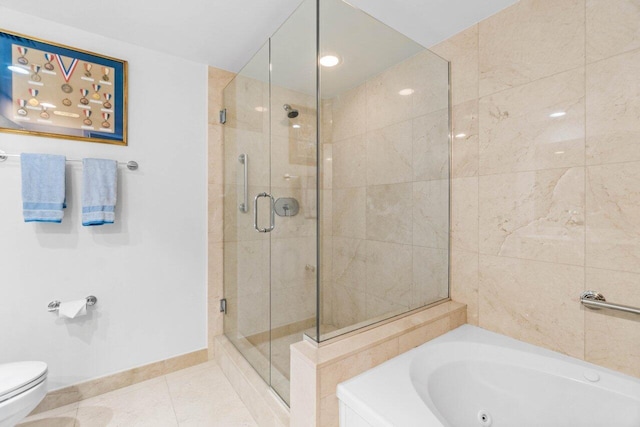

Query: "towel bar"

xmin=580 ymin=291 xmax=640 ymax=315
xmin=48 ymin=296 xmax=98 ymax=312
xmin=0 ymin=150 xmax=138 ymax=170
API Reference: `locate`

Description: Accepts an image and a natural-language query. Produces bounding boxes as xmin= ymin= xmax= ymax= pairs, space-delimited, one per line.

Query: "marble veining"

xmin=586 ymin=48 xmax=640 ymax=165
xmin=366 ymin=241 xmax=413 ymax=307
xmin=366 ymin=183 xmax=413 ymax=244
xmin=586 ymin=162 xmax=640 ymax=274
xmin=586 ymin=0 xmax=640 ymax=63
xmin=585 ymin=267 xmax=640 ymax=378
xmin=413 ymin=180 xmax=449 ymax=249
xmin=412 ymin=109 xmax=450 ymax=181
xmin=451 ymin=100 xmax=479 ymax=178
xmin=479 ymin=167 xmax=585 ymax=266
xmin=479 ymin=68 xmax=585 ymax=175
xmin=479 ymin=254 xmax=585 ymax=359
xmin=451 ymin=177 xmax=479 ymax=252
xmin=366 ymin=120 xmax=413 ymax=186
xmin=479 ymin=0 xmax=585 ymax=97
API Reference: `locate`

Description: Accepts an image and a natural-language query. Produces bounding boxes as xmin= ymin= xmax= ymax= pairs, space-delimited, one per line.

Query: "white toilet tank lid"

xmin=0 ymin=362 xmax=48 ymax=400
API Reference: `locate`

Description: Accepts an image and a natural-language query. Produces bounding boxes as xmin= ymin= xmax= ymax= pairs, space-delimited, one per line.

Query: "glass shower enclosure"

xmin=222 ymin=0 xmax=450 ymax=404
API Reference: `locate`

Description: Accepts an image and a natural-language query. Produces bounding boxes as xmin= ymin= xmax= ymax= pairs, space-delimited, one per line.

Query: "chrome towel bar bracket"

xmin=580 ymin=291 xmax=640 ymax=315
xmin=48 ymin=295 xmax=98 ymax=312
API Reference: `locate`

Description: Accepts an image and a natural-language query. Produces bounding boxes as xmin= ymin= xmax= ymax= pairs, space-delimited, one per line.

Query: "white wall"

xmin=0 ymin=7 xmax=208 ymax=390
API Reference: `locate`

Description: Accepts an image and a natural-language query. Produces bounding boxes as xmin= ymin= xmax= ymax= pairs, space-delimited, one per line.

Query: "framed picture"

xmin=0 ymin=29 xmax=127 ymax=146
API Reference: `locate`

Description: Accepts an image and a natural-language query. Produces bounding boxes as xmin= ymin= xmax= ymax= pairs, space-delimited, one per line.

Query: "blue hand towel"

xmin=20 ymin=153 xmax=67 ymax=223
xmin=82 ymin=158 xmax=117 ymax=226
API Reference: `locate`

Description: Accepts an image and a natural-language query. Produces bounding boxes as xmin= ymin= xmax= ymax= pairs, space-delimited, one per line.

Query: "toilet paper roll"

xmin=58 ymin=299 xmax=88 ymax=319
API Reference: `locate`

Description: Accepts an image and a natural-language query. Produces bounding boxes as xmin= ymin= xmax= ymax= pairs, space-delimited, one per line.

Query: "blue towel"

xmin=20 ymin=153 xmax=67 ymax=223
xmin=82 ymin=158 xmax=117 ymax=226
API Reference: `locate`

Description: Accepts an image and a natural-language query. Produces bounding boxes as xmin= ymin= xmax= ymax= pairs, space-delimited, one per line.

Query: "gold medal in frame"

xmin=0 ymin=28 xmax=128 ymax=146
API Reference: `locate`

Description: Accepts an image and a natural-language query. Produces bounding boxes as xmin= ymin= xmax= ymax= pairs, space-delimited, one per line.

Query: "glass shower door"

xmin=222 ymin=41 xmax=272 ymax=385
xmin=223 ymin=0 xmax=318 ymax=405
xmin=268 ymin=0 xmax=318 ymax=404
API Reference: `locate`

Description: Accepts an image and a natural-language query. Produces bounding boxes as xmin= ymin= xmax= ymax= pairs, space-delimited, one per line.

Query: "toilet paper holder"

xmin=48 ymin=296 xmax=98 ymax=312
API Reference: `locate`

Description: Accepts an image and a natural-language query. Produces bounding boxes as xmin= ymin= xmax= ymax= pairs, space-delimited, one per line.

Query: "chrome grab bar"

xmin=254 ymin=192 xmax=275 ymax=233
xmin=580 ymin=291 xmax=640 ymax=315
xmin=238 ymin=154 xmax=248 ymax=213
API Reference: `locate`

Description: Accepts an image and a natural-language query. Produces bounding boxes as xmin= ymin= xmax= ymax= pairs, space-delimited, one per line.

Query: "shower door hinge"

xmin=220 ymin=298 xmax=227 ymax=314
xmin=219 ymin=109 xmax=227 ymax=124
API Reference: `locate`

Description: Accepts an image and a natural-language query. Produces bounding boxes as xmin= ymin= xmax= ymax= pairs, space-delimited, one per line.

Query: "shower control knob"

xmin=274 ymin=197 xmax=300 ymax=217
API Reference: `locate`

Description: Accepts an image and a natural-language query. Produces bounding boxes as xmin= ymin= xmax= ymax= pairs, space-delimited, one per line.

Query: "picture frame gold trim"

xmin=0 ymin=28 xmax=128 ymax=146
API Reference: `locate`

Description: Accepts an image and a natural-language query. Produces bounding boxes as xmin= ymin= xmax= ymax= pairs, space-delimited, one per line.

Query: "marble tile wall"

xmin=430 ymin=0 xmax=640 ymax=378
xmin=322 ymin=49 xmax=451 ymax=331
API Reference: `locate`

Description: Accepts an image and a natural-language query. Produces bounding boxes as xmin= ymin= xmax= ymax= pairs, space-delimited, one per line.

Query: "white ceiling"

xmin=0 ymin=0 xmax=517 ymax=73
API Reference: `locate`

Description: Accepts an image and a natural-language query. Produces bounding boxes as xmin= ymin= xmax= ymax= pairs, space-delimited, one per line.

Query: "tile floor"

xmin=18 ymin=361 xmax=258 ymax=427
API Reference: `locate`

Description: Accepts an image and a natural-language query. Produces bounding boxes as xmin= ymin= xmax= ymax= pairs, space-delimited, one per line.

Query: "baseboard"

xmin=31 ymin=348 xmax=208 ymax=415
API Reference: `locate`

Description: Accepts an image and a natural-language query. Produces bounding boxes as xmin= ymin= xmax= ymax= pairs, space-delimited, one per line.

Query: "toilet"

xmin=0 ymin=362 xmax=48 ymax=427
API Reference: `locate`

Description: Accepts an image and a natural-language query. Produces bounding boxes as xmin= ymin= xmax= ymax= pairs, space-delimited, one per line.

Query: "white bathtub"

xmin=337 ymin=325 xmax=640 ymax=427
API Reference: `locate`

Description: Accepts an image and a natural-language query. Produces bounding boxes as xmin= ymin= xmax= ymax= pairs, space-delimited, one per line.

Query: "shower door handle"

xmin=254 ymin=192 xmax=275 ymax=233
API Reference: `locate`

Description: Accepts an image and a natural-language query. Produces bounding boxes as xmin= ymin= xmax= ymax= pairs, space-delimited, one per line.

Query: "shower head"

xmin=283 ymin=104 xmax=299 ymax=119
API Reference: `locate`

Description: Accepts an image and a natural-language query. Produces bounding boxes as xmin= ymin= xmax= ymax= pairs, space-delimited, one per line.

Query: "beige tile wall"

xmin=430 ymin=0 xmax=640 ymax=378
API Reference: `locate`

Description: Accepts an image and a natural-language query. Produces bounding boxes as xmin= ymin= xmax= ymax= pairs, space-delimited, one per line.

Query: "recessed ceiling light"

xmin=8 ymin=65 xmax=29 ymax=75
xmin=398 ymin=88 xmax=414 ymax=96
xmin=255 ymin=106 xmax=267 ymax=112
xmin=292 ymin=124 xmax=301 ymax=129
xmin=549 ymin=111 xmax=566 ymax=118
xmin=455 ymin=133 xmax=467 ymax=139
xmin=319 ymin=55 xmax=340 ymax=67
